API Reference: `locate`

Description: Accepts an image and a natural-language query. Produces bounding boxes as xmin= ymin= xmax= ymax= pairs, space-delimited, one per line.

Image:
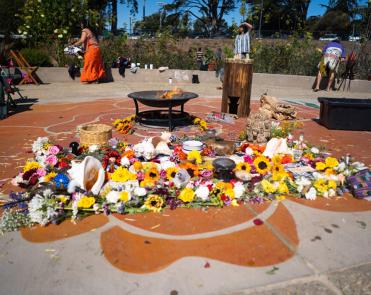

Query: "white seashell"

xmin=263 ymin=138 xmax=292 ymax=158
xmin=160 ymin=131 xmax=172 ymax=143
xmin=67 ymin=156 xmax=105 ymax=195
xmin=229 ymin=155 xmax=244 ymax=164
xmin=133 ymin=138 xmax=155 ymax=160
xmin=160 ymin=160 xmax=175 ymax=171
xmin=155 ymin=141 xmax=172 ymax=156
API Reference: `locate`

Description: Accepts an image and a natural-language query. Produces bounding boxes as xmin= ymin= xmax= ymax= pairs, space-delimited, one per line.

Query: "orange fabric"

xmin=80 ymin=44 xmax=105 ymax=82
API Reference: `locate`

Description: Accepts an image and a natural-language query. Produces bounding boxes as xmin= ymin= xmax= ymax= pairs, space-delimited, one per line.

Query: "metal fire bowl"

xmin=128 ymin=91 xmax=199 ymax=108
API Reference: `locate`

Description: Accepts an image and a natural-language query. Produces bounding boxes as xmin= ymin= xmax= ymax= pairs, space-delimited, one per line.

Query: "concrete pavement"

xmin=0 ymin=75 xmax=371 ymax=295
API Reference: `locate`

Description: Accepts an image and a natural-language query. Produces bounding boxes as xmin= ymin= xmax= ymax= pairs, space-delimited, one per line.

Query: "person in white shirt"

xmin=234 ymin=22 xmax=253 ymax=59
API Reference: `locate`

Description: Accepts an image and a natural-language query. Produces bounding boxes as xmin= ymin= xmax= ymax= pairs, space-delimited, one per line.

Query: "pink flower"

xmin=48 ymin=145 xmax=60 ymax=155
xmin=37 ymin=168 xmax=46 ymax=177
xmin=45 ymin=155 xmax=58 ymax=166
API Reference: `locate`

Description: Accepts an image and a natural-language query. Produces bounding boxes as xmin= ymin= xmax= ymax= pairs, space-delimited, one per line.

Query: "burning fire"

xmin=161 ymin=87 xmax=183 ymax=99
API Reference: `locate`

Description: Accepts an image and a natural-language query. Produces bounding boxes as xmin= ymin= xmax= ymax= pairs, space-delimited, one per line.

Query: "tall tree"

xmin=248 ymin=0 xmax=311 ymax=34
xmin=110 ymin=0 xmax=138 ymax=35
xmin=166 ymin=0 xmax=237 ymax=36
xmin=18 ymin=0 xmax=102 ymax=45
xmin=0 ymin=0 xmax=25 ymax=35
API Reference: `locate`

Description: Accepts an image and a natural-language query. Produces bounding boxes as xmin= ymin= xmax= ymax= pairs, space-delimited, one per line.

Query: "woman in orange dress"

xmin=73 ymin=21 xmax=105 ymax=83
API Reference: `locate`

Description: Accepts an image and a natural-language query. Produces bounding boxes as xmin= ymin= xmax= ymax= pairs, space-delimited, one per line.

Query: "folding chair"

xmin=0 ymin=66 xmax=27 ymax=101
xmin=0 ymin=75 xmax=18 ymax=119
xmin=9 ymin=49 xmax=43 ymax=85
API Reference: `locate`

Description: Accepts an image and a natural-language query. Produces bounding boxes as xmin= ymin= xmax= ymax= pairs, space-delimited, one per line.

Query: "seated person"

xmin=314 ymin=39 xmax=346 ymax=92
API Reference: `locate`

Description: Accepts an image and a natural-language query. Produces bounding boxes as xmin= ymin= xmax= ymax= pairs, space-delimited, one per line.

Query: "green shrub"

xmin=250 ymin=34 xmax=322 ymax=76
xmin=20 ymin=48 xmax=52 ymax=67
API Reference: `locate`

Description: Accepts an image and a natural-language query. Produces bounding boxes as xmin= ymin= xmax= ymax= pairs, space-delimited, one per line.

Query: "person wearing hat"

xmin=234 ymin=22 xmax=253 ymax=59
xmin=314 ymin=39 xmax=346 ymax=92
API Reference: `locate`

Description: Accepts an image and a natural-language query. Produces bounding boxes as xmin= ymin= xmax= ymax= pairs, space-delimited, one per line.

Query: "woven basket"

xmin=79 ymin=124 xmax=112 ymax=146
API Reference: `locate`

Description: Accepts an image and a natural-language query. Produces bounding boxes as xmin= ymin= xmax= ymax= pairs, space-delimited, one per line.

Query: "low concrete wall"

xmin=36 ymin=67 xmax=371 ymax=94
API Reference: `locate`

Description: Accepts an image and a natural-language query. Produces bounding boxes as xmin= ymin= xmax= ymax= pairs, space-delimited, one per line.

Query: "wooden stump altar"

xmin=221 ymin=58 xmax=253 ymax=118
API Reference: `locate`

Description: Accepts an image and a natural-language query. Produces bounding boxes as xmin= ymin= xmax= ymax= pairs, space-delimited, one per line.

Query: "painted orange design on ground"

xmin=21 ymin=215 xmax=109 ymax=243
xmin=113 ymin=203 xmax=269 ymax=235
xmin=101 ymin=203 xmax=298 ymax=273
xmin=288 ymin=194 xmax=371 ymax=212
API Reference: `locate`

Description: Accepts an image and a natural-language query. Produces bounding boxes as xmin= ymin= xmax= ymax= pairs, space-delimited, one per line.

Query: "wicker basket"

xmin=79 ymin=124 xmax=112 ymax=146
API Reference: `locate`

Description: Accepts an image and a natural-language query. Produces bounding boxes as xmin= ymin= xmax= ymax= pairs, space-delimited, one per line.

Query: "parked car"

xmin=319 ymin=34 xmax=339 ymax=41
xmin=349 ymin=34 xmax=361 ymax=42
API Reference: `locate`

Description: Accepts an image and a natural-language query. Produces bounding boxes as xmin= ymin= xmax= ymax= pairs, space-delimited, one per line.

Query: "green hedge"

xmin=20 ymin=48 xmax=52 ymax=67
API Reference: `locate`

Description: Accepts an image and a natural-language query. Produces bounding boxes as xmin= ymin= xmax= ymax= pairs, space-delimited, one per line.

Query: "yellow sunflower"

xmin=144 ymin=168 xmax=160 ymax=182
xmin=144 ymin=194 xmax=164 ymax=212
xmin=140 ymin=179 xmax=156 ymax=188
xmin=261 ymin=179 xmax=276 ymax=193
xmin=272 ymin=163 xmax=287 ymax=181
xmin=215 ymin=182 xmax=233 ymax=192
xmin=224 ymin=188 xmax=235 ymax=199
xmin=77 ymin=196 xmax=96 ymax=209
xmin=199 ymin=120 xmax=208 ymax=130
xmin=166 ymin=167 xmax=179 ymax=180
xmin=44 ymin=172 xmax=57 ymax=182
xmin=133 ymin=161 xmax=143 ymax=171
xmin=235 ymin=162 xmax=251 ymax=173
xmin=111 ymin=167 xmax=137 ymax=182
xmin=179 ymin=162 xmax=199 ymax=177
xmin=272 ymin=155 xmax=282 ymax=165
xmin=178 ymin=188 xmax=195 ymax=203
xmin=314 ymin=178 xmax=328 ymax=193
xmin=193 ymin=117 xmax=201 ymax=124
xmin=315 ymin=162 xmax=326 ymax=171
xmin=253 ymin=156 xmax=271 ymax=175
xmin=277 ymin=181 xmax=289 ymax=194
xmin=325 ymin=157 xmax=339 ymax=168
xmin=119 ymin=191 xmax=130 ymax=202
xmin=328 ymin=180 xmax=337 ymax=190
xmin=23 ymin=161 xmax=41 ymax=173
xmin=187 ymin=150 xmax=202 ymax=164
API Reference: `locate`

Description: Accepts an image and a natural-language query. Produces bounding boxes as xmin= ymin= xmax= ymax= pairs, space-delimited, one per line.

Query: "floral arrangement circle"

xmin=1 ymin=131 xmax=368 ymax=231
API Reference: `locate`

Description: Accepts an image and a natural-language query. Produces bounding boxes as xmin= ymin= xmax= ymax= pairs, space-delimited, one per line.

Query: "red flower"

xmin=58 ymin=161 xmax=69 ymax=169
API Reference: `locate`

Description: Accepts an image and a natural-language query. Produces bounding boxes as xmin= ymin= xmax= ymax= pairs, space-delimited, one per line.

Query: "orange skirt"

xmin=80 ymin=47 xmax=105 ymax=82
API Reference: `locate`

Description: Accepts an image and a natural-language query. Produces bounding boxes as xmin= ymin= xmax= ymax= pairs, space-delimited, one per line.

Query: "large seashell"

xmin=67 ymin=156 xmax=105 ymax=195
xmin=155 ymin=141 xmax=172 ymax=156
xmin=263 ymin=138 xmax=292 ymax=158
xmin=133 ymin=138 xmax=155 ymax=160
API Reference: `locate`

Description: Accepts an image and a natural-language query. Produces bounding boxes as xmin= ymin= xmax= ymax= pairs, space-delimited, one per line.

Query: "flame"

xmin=161 ymin=87 xmax=183 ymax=99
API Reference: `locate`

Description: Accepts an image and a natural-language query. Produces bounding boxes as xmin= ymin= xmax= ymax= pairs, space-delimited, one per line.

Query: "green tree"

xmin=110 ymin=0 xmax=138 ymax=35
xmin=166 ymin=0 xmax=237 ymax=36
xmin=248 ymin=0 xmax=311 ymax=34
xmin=18 ymin=0 xmax=102 ymax=46
xmin=135 ymin=11 xmax=190 ymax=37
xmin=0 ymin=0 xmax=25 ymax=35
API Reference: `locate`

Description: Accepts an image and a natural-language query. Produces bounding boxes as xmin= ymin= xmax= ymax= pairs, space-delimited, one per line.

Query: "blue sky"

xmin=117 ymin=0 xmax=368 ymax=29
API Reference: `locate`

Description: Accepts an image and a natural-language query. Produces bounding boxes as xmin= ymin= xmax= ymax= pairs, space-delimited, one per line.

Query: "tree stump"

xmin=221 ymin=58 xmax=253 ymax=118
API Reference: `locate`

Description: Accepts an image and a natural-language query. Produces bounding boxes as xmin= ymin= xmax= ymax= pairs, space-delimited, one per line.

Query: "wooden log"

xmin=221 ymin=58 xmax=253 ymax=118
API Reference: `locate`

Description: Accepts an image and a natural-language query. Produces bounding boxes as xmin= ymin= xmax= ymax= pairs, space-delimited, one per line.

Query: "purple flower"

xmin=200 ymin=170 xmax=213 ymax=179
xmin=250 ymin=196 xmax=264 ymax=204
xmin=160 ymin=169 xmax=167 ymax=179
xmin=166 ymin=197 xmax=182 ymax=210
xmin=108 ymin=138 xmax=119 ymax=148
xmin=243 ymin=155 xmax=253 ymax=164
xmin=137 ymin=171 xmax=144 ymax=181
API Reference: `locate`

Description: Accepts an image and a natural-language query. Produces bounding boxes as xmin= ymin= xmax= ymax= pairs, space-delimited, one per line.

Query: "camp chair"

xmin=337 ymin=51 xmax=357 ymax=91
xmin=0 ymin=66 xmax=27 ymax=101
xmin=9 ymin=50 xmax=42 ymax=85
xmin=0 ymin=75 xmax=18 ymax=119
